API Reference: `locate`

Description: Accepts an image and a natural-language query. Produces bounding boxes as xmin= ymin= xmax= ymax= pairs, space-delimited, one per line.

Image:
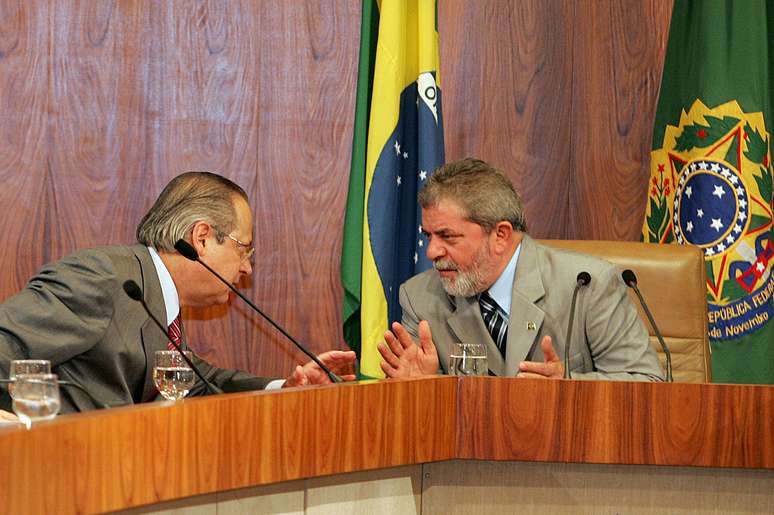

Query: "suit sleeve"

xmin=571 ymin=265 xmax=664 ymax=382
xmin=0 ymin=252 xmax=115 ymax=371
xmin=399 ymin=283 xmax=421 ymax=340
xmin=186 ymin=354 xmax=277 ymax=395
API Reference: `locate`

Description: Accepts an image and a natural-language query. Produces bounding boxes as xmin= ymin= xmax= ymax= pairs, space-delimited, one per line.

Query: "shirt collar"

xmin=147 ymin=247 xmax=180 ymax=326
xmin=485 ymin=243 xmax=521 ymax=316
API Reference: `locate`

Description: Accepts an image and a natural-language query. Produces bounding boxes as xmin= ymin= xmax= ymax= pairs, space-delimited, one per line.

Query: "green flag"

xmin=642 ymin=0 xmax=774 ymax=383
xmin=341 ymin=0 xmax=445 ymax=378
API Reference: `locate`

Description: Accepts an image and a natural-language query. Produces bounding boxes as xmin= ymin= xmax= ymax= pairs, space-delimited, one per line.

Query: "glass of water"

xmin=11 ymin=373 xmax=61 ymax=429
xmin=9 ymin=360 xmax=51 ymax=397
xmin=448 ymin=343 xmax=488 ymax=376
xmin=154 ymin=350 xmax=195 ymax=400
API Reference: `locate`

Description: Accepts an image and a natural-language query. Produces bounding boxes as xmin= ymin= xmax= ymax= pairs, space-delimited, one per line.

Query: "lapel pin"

xmin=526 ymin=321 xmax=536 ymax=331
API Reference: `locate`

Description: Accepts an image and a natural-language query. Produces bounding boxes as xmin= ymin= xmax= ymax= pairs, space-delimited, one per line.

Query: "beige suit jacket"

xmin=399 ymin=235 xmax=663 ymax=381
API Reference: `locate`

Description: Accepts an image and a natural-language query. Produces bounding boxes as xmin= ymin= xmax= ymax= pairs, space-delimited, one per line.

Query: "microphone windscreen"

xmin=122 ymin=280 xmax=143 ymax=301
xmin=576 ymin=271 xmax=591 ymax=286
xmin=174 ymin=239 xmax=199 ymax=261
xmin=621 ymin=269 xmax=637 ymax=287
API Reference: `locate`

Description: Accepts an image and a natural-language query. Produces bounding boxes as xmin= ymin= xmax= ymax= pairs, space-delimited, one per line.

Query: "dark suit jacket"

xmin=0 ymin=245 xmax=273 ymax=413
xmin=399 ymin=235 xmax=664 ymax=381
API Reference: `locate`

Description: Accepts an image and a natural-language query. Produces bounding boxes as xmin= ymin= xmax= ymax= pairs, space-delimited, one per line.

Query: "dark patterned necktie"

xmin=167 ymin=315 xmax=183 ymax=350
xmin=479 ymin=291 xmax=508 ymax=356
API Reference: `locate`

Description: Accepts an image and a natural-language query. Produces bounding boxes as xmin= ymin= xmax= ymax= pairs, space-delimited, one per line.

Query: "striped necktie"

xmin=167 ymin=315 xmax=183 ymax=350
xmin=479 ymin=291 xmax=508 ymax=356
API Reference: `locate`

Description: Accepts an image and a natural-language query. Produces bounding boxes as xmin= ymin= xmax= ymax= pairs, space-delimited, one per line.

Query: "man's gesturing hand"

xmin=378 ymin=321 xmax=439 ymax=378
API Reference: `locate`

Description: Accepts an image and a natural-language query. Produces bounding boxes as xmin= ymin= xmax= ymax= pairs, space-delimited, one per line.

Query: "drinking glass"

xmin=8 ymin=360 xmax=51 ymax=397
xmin=154 ymin=350 xmax=195 ymax=400
xmin=448 ymin=343 xmax=488 ymax=376
xmin=11 ymin=373 xmax=60 ymax=429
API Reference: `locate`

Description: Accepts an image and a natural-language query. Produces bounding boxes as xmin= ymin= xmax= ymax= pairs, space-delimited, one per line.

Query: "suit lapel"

xmin=504 ymin=236 xmax=546 ymax=375
xmin=133 ymin=246 xmax=169 ymax=402
xmin=447 ymin=295 xmax=506 ymax=376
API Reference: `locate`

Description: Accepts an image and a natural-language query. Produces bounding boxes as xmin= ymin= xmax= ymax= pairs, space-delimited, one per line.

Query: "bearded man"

xmin=377 ymin=158 xmax=663 ymax=381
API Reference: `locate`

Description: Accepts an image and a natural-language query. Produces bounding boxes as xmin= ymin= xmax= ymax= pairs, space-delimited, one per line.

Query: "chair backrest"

xmin=539 ymin=239 xmax=711 ymax=383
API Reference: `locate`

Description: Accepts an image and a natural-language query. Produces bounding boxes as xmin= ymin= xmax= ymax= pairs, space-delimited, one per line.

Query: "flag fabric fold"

xmin=642 ymin=0 xmax=774 ymax=383
xmin=341 ymin=0 xmax=445 ymax=378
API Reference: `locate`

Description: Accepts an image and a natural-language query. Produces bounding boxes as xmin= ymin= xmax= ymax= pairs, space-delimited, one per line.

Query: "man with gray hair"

xmin=378 ymin=158 xmax=663 ymax=381
xmin=0 ymin=172 xmax=354 ymax=415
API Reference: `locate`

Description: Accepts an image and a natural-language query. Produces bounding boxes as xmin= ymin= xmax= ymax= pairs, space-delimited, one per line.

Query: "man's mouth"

xmin=434 ymin=260 xmax=458 ymax=276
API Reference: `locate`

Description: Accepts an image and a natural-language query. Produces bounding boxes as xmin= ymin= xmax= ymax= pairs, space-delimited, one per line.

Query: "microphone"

xmin=564 ymin=272 xmax=591 ymax=379
xmin=0 ymin=378 xmax=111 ymax=411
xmin=174 ymin=239 xmax=343 ymax=383
xmin=621 ymin=269 xmax=673 ymax=382
xmin=122 ymin=280 xmax=223 ymax=395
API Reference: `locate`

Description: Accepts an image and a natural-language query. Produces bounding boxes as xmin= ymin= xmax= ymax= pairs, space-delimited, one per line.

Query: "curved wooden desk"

xmin=1 ymin=377 xmax=772 ymax=514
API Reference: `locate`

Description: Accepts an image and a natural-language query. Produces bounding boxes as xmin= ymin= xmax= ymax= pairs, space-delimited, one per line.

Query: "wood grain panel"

xmin=2 ymin=377 xmax=774 ymax=514
xmin=568 ymin=0 xmax=672 ymax=239
xmin=439 ymin=0 xmax=575 ymax=238
xmin=456 ymin=377 xmax=774 ymax=469
xmin=0 ymin=377 xmax=458 ymax=515
xmin=0 ymin=1 xmax=51 ymax=293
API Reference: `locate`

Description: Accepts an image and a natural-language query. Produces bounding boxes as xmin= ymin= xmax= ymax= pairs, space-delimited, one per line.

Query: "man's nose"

xmin=240 ymin=259 xmax=253 ymax=275
xmin=425 ymin=238 xmax=444 ymax=261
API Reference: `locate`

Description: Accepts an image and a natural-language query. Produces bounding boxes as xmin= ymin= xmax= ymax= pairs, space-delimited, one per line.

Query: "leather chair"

xmin=540 ymin=240 xmax=711 ymax=383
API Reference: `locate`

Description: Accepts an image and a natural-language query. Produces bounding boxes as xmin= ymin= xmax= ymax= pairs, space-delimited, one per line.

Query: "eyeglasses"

xmin=217 ymin=230 xmax=255 ymax=263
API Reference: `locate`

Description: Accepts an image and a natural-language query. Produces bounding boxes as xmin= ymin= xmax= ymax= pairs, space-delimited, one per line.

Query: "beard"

xmin=434 ymin=241 xmax=495 ymax=297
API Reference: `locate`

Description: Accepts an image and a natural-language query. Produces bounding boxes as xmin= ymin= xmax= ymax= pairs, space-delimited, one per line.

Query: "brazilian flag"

xmin=341 ymin=0 xmax=445 ymax=378
xmin=642 ymin=0 xmax=774 ymax=383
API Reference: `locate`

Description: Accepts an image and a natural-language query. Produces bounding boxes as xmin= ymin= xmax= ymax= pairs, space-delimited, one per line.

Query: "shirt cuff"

xmin=264 ymin=379 xmax=285 ymax=390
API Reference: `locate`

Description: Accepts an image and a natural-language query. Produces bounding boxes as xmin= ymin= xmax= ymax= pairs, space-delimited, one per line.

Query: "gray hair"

xmin=418 ymin=157 xmax=527 ymax=232
xmin=136 ymin=171 xmax=248 ymax=252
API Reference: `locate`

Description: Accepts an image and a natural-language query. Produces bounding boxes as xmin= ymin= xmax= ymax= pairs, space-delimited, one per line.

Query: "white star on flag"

xmin=756 ymin=262 xmax=765 ymax=272
xmin=712 ymin=185 xmax=725 ymax=198
xmin=710 ymin=162 xmax=720 ymax=171
xmin=717 ymin=243 xmax=726 ymax=252
xmin=418 ymin=239 xmax=423 ymax=247
xmin=413 ymin=252 xmax=418 ymax=264
xmin=685 ymin=186 xmax=693 ymax=198
xmin=419 ymin=170 xmax=427 ymax=180
xmin=402 ymin=152 xmax=408 ymax=159
xmin=394 ymin=141 xmax=401 ymax=155
xmin=710 ymin=218 xmax=723 ymax=231
xmin=686 ymin=221 xmax=694 ymax=232
xmin=697 ymin=209 xmax=704 ymax=218
xmin=396 ymin=176 xmax=402 ymax=186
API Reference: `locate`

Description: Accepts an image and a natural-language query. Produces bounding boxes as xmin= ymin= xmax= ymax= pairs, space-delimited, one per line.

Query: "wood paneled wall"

xmin=0 ymin=1 xmax=672 ymax=378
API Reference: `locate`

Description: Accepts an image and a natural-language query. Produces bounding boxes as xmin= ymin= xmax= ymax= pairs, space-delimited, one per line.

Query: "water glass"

xmin=11 ymin=373 xmax=61 ymax=429
xmin=448 ymin=343 xmax=488 ymax=376
xmin=154 ymin=350 xmax=195 ymax=400
xmin=8 ymin=360 xmax=51 ymax=396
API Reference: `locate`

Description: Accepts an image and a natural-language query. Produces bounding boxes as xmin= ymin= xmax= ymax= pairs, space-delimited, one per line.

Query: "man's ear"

xmin=189 ymin=221 xmax=214 ymax=257
xmin=491 ymin=221 xmax=514 ymax=254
